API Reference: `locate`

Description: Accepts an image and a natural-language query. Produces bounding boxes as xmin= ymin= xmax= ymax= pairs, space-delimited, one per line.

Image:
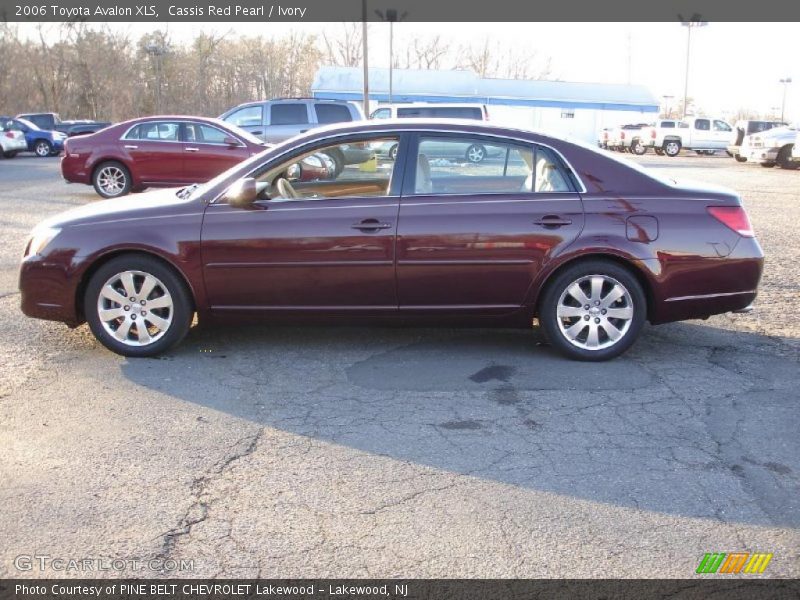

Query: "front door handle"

xmin=124 ymin=144 xmax=138 ymax=150
xmin=352 ymin=218 xmax=392 ymax=232
xmin=185 ymin=147 xmax=200 ymax=152
xmin=534 ymin=215 xmax=573 ymax=228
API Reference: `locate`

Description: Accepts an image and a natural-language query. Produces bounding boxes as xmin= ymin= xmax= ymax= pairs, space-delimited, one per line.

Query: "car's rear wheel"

xmin=663 ymin=140 xmax=681 ymax=157
xmin=84 ymin=255 xmax=193 ymax=357
xmin=465 ymin=144 xmax=486 ymax=163
xmin=93 ymin=161 xmax=131 ymax=198
xmin=34 ymin=140 xmax=52 ymax=157
xmin=631 ymin=140 xmax=647 ymax=155
xmin=539 ymin=260 xmax=646 ymax=361
xmin=777 ymin=146 xmax=799 ymax=170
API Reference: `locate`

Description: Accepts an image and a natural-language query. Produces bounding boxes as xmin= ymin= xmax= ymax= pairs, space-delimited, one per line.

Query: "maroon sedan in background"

xmin=24 ymin=119 xmax=763 ymax=361
xmin=61 ymin=116 xmax=335 ymax=199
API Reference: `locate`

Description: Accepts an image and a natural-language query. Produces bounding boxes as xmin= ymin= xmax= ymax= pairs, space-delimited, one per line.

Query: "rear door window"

xmin=314 ymin=103 xmax=352 ymax=124
xmin=270 ymin=104 xmax=309 ymax=126
xmin=694 ymin=119 xmax=710 ymax=131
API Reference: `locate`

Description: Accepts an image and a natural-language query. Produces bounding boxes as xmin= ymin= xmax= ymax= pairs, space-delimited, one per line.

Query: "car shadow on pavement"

xmin=120 ymin=320 xmax=799 ymax=528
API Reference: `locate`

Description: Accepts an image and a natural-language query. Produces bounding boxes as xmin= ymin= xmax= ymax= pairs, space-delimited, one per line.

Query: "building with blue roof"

xmin=311 ymin=66 xmax=660 ymax=143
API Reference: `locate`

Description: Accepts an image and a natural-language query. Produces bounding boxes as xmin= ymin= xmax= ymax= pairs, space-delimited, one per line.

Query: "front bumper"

xmin=19 ymin=252 xmax=83 ymax=325
xmin=744 ymin=147 xmax=779 ymax=163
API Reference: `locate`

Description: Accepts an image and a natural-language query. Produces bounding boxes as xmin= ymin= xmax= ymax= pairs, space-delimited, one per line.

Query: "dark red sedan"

xmin=23 ymin=120 xmax=763 ymax=360
xmin=61 ymin=116 xmax=335 ymax=199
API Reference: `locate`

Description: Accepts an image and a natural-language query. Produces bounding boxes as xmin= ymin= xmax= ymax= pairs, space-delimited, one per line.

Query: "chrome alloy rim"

xmin=556 ymin=275 xmax=634 ymax=351
xmin=97 ymin=166 xmax=126 ymax=195
xmin=97 ymin=270 xmax=173 ymax=346
xmin=467 ymin=145 xmax=485 ymax=162
xmin=665 ymin=142 xmax=680 ymax=155
xmin=35 ymin=142 xmax=50 ymax=156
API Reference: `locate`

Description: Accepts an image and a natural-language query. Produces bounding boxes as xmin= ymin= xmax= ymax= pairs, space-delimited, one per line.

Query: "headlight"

xmin=25 ymin=226 xmax=61 ymax=257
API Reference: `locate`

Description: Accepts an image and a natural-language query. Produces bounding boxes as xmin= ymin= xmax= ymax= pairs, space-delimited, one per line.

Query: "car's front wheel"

xmin=3 ymin=151 xmax=18 ymax=159
xmin=34 ymin=139 xmax=52 ymax=157
xmin=84 ymin=255 xmax=193 ymax=357
xmin=777 ymin=146 xmax=799 ymax=170
xmin=631 ymin=140 xmax=647 ymax=155
xmin=93 ymin=161 xmax=131 ymax=198
xmin=539 ymin=260 xmax=646 ymax=361
xmin=663 ymin=140 xmax=681 ymax=157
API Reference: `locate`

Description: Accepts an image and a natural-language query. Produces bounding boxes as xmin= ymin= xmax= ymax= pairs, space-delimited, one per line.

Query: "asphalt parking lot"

xmin=0 ymin=151 xmax=798 ymax=578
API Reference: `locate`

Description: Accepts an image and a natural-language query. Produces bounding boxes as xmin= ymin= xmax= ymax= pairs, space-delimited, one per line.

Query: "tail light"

xmin=650 ymin=129 xmax=656 ymax=139
xmin=4 ymin=132 xmax=14 ymax=139
xmin=620 ymin=131 xmax=625 ymax=140
xmin=708 ymin=206 xmax=754 ymax=237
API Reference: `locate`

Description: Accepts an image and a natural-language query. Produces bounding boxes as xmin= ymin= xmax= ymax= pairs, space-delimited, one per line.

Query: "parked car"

xmin=638 ymin=119 xmax=680 ymax=155
xmin=740 ymin=125 xmax=798 ymax=170
xmin=219 ymin=99 xmax=368 ymax=173
xmin=727 ymin=120 xmax=786 ymax=162
xmin=0 ymin=117 xmax=28 ymax=158
xmin=6 ymin=118 xmax=66 ymax=157
xmin=597 ymin=128 xmax=612 ymax=149
xmin=370 ymin=103 xmax=489 ymax=120
xmin=607 ymin=124 xmax=650 ymax=154
xmin=61 ymin=115 xmax=334 ymax=199
xmin=21 ymin=120 xmax=763 ymax=361
xmin=648 ymin=117 xmax=733 ymax=157
xmin=16 ymin=112 xmax=111 ymax=136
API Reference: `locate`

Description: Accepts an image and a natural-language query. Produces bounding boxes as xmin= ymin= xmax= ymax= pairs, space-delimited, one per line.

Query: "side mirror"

xmin=224 ymin=136 xmax=241 ymax=147
xmin=286 ymin=163 xmax=301 ymax=181
xmin=223 ymin=177 xmax=258 ymax=208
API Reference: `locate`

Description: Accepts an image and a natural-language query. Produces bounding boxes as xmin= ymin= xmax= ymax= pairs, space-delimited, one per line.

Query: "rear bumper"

xmin=650 ymin=236 xmax=764 ymax=324
xmin=2 ymin=139 xmax=28 ymax=152
xmin=61 ymin=153 xmax=92 ymax=184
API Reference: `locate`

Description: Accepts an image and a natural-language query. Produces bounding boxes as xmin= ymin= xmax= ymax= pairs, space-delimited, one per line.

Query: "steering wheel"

xmin=276 ymin=178 xmax=299 ymax=199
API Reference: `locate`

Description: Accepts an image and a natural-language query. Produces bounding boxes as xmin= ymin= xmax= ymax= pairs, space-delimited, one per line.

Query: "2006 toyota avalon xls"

xmin=20 ymin=120 xmax=764 ymax=361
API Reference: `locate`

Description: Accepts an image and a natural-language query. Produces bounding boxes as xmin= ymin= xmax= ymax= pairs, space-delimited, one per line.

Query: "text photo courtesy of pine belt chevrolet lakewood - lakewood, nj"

xmin=1 ymin=1 xmax=799 ymax=597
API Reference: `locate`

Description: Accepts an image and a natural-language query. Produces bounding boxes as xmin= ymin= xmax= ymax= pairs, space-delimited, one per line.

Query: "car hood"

xmin=37 ymin=188 xmax=198 ymax=229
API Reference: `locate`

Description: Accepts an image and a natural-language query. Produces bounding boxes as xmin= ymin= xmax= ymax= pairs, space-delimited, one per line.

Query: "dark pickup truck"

xmin=16 ymin=112 xmax=111 ymax=137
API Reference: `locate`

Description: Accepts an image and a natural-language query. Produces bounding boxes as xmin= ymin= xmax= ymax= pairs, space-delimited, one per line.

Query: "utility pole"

xmin=679 ymin=16 xmax=707 ymax=119
xmin=146 ymin=41 xmax=168 ymax=113
xmin=362 ymin=0 xmax=369 ymax=116
xmin=375 ymin=9 xmax=407 ymax=105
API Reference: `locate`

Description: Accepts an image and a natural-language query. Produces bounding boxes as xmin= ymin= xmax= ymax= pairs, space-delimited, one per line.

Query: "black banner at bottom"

xmin=1 ymin=580 xmax=800 ymax=600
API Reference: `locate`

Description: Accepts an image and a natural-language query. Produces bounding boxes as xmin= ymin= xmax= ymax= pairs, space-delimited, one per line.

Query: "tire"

xmin=631 ymin=140 xmax=647 ymax=155
xmin=776 ymin=146 xmax=799 ymax=170
xmin=539 ymin=260 xmax=646 ymax=361
xmin=663 ymin=140 xmax=681 ymax=157
xmin=3 ymin=151 xmax=18 ymax=159
xmin=734 ymin=154 xmax=747 ymax=163
xmin=34 ymin=139 xmax=52 ymax=157
xmin=760 ymin=162 xmax=776 ymax=168
xmin=654 ymin=148 xmax=664 ymax=156
xmin=93 ymin=161 xmax=132 ymax=198
xmin=465 ymin=144 xmax=486 ymax=163
xmin=388 ymin=143 xmax=398 ymax=161
xmin=84 ymin=254 xmax=193 ymax=357
xmin=325 ymin=149 xmax=344 ymax=176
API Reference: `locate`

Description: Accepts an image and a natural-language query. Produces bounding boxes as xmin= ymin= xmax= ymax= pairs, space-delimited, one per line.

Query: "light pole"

xmin=145 ymin=42 xmax=168 ymax=113
xmin=361 ymin=0 xmax=369 ymax=116
xmin=375 ymin=8 xmax=407 ymax=105
xmin=779 ymin=78 xmax=792 ymax=122
xmin=679 ymin=16 xmax=707 ymax=119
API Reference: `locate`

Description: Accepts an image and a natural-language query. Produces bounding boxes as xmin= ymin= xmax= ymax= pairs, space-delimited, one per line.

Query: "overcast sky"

xmin=17 ymin=22 xmax=800 ymax=120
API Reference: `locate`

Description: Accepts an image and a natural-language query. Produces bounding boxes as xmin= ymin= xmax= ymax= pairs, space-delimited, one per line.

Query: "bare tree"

xmin=321 ymin=23 xmax=362 ymax=67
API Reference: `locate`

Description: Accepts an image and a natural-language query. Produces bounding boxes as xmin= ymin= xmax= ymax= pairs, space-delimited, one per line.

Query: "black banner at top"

xmin=2 ymin=0 xmax=800 ymax=22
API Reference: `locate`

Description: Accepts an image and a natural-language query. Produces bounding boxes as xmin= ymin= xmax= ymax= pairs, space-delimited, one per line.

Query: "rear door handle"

xmin=352 ymin=218 xmax=392 ymax=232
xmin=185 ymin=147 xmax=199 ymax=152
xmin=534 ymin=215 xmax=573 ymax=228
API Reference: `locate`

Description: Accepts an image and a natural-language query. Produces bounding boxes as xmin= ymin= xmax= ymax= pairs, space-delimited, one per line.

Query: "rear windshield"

xmin=396 ymin=106 xmax=483 ymax=119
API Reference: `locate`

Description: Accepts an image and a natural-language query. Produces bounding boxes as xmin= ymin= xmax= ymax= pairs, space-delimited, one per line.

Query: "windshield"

xmin=215 ymin=120 xmax=266 ymax=146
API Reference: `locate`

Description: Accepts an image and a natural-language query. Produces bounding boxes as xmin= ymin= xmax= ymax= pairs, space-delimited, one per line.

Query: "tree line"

xmin=0 ymin=23 xmax=554 ymax=121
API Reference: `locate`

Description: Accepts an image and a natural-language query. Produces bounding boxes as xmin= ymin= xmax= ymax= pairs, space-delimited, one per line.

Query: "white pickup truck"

xmin=740 ymin=125 xmax=798 ymax=169
xmin=640 ymin=117 xmax=733 ymax=157
xmin=606 ymin=123 xmax=651 ymax=154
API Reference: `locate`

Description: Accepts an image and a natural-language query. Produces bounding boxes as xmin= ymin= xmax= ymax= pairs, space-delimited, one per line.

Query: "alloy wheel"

xmin=466 ymin=144 xmax=486 ymax=163
xmin=35 ymin=141 xmax=51 ymax=157
xmin=96 ymin=270 xmax=174 ymax=347
xmin=97 ymin=166 xmax=127 ymax=196
xmin=556 ymin=275 xmax=634 ymax=351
